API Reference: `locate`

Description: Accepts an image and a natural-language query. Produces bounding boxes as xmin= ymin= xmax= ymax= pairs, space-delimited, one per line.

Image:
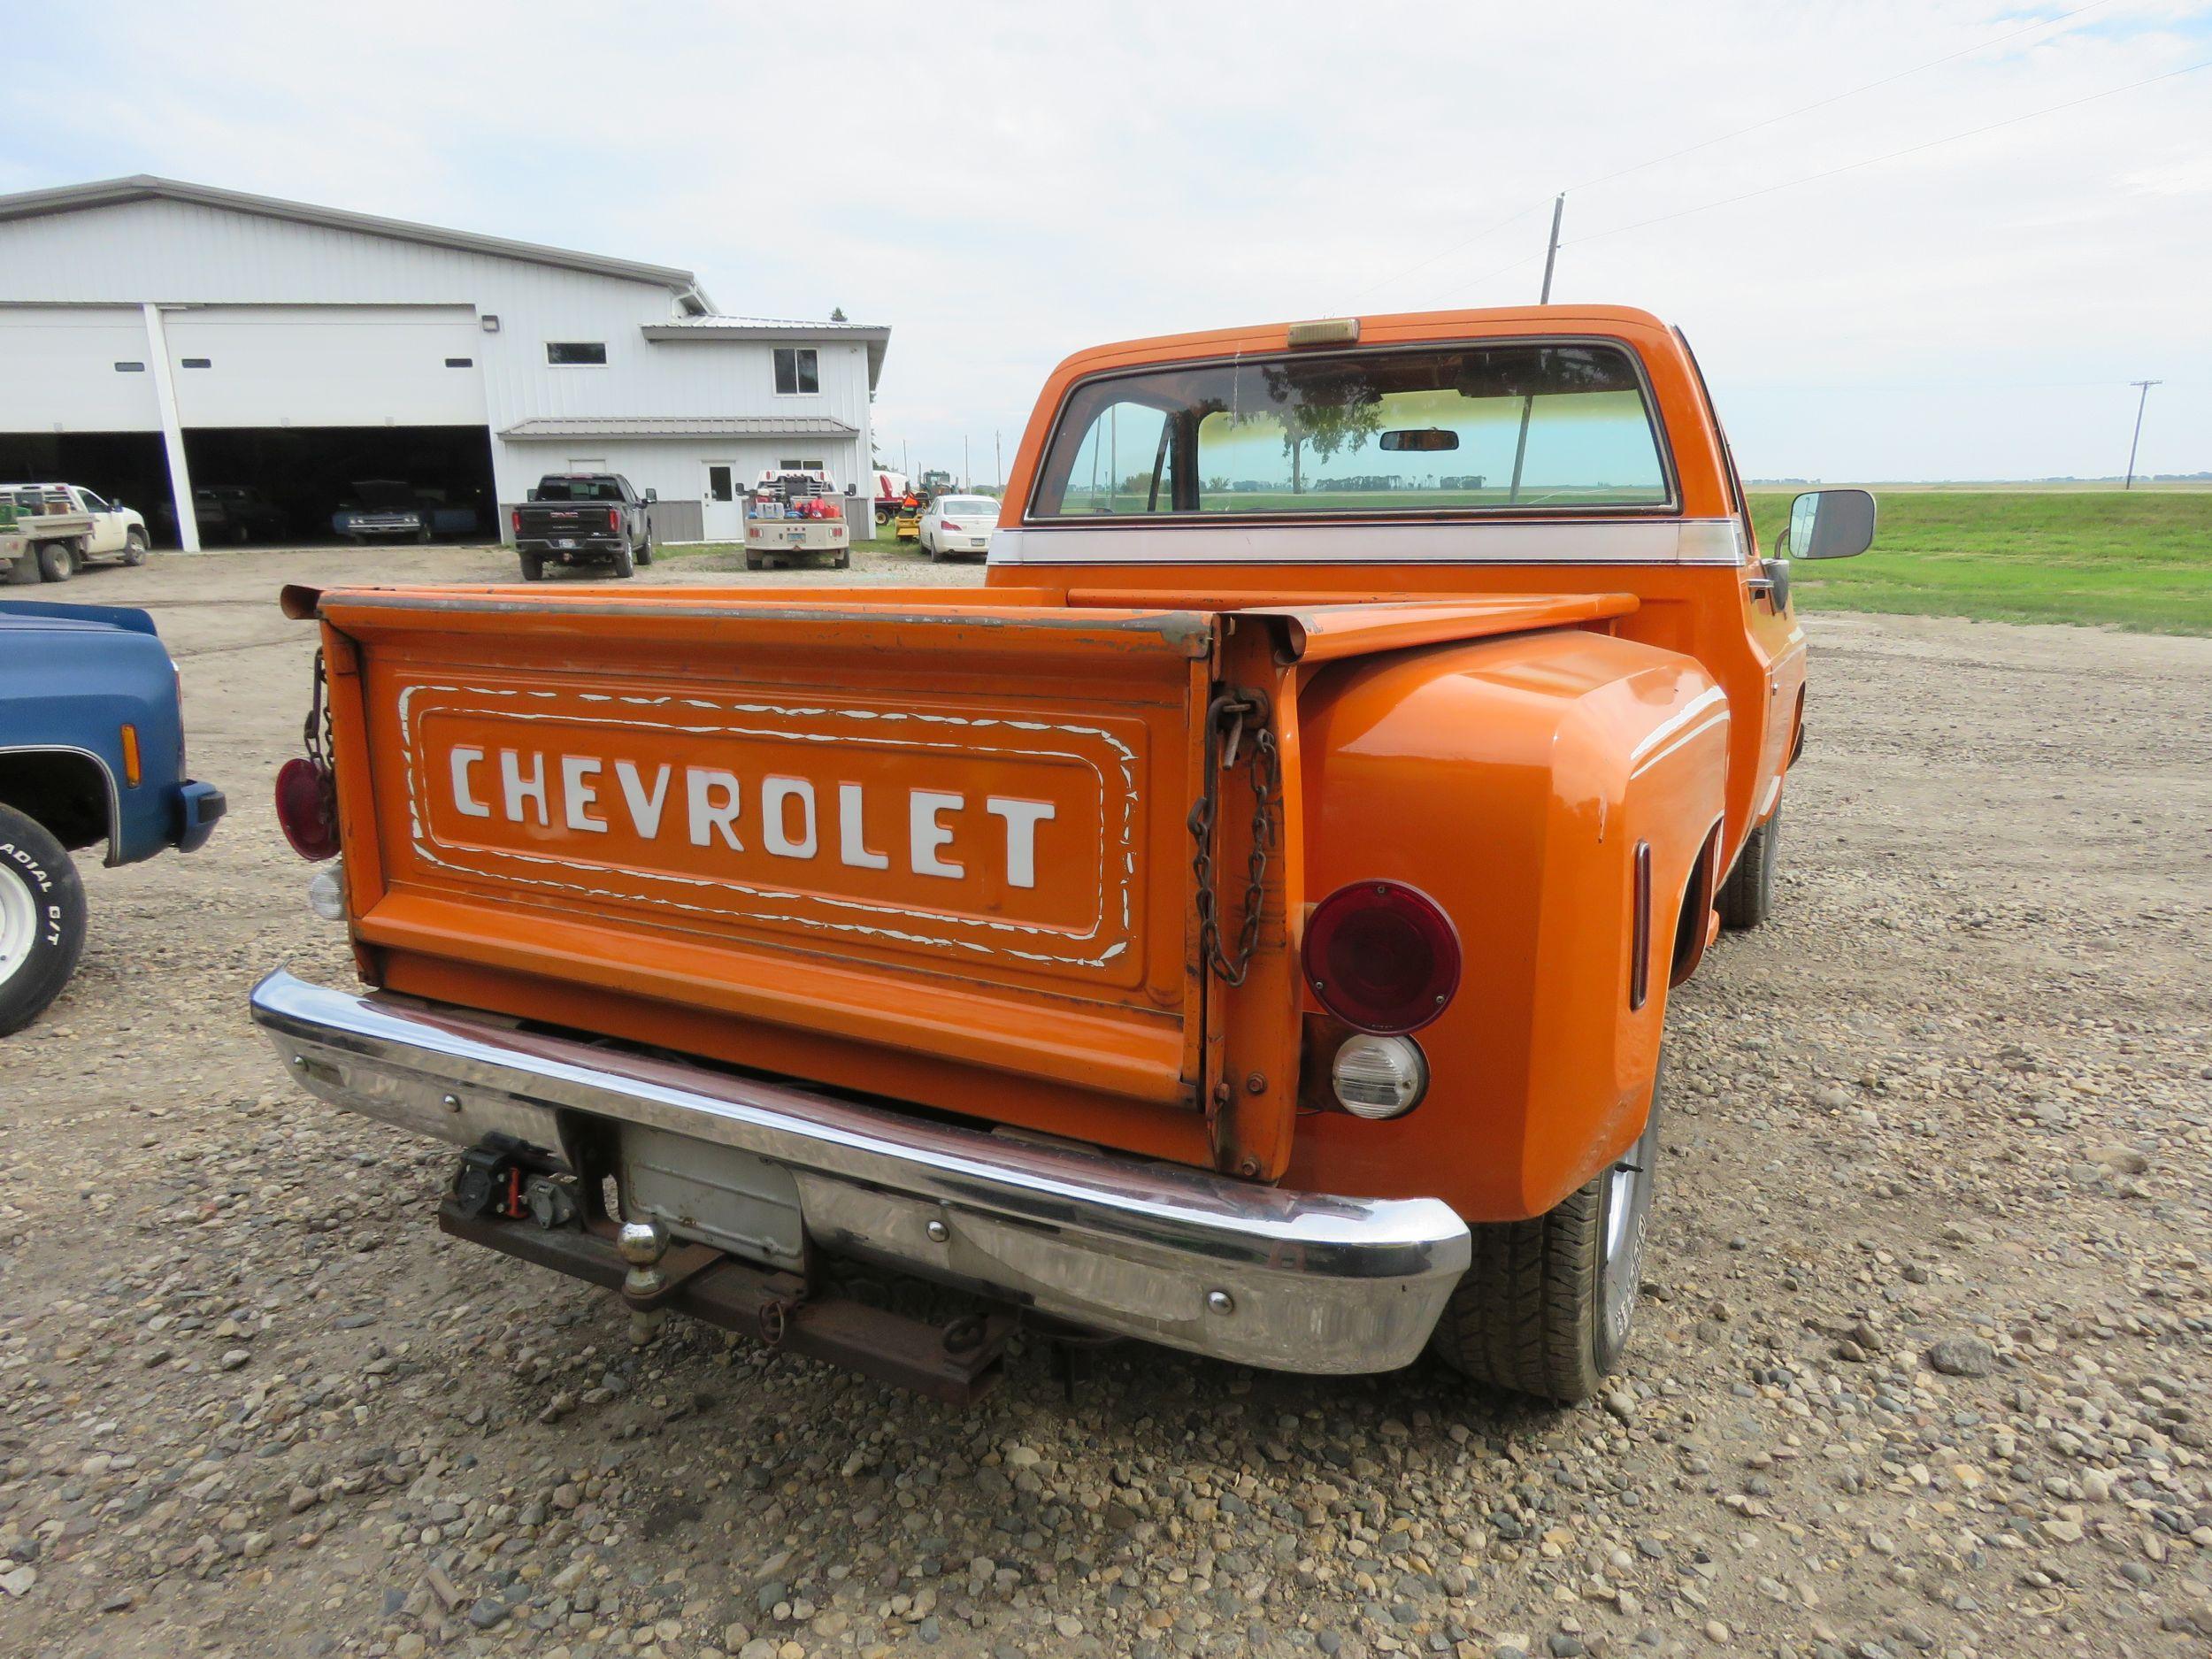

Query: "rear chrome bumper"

xmin=250 ymin=970 xmax=1469 ymax=1373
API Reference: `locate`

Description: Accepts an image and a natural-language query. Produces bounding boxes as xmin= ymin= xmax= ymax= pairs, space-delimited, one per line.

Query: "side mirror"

xmin=643 ymin=488 xmax=657 ymax=503
xmin=1784 ymin=488 xmax=1877 ymax=559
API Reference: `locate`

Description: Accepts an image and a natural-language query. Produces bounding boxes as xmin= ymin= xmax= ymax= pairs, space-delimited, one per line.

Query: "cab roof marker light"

xmin=1286 ymin=318 xmax=1360 ymax=348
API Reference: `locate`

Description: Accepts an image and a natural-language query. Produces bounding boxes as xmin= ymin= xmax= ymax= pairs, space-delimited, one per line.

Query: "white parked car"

xmin=18 ymin=483 xmax=149 ymax=574
xmin=919 ymin=495 xmax=999 ymax=561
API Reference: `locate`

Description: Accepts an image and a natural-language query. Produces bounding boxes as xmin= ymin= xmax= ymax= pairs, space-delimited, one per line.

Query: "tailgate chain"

xmin=303 ymin=648 xmax=334 ymax=766
xmin=1188 ymin=692 xmax=1279 ymax=987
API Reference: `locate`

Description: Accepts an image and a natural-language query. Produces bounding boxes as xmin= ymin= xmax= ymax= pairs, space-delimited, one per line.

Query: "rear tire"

xmin=518 ymin=554 xmax=544 ymax=581
xmin=37 ymin=540 xmax=76 ymax=582
xmin=636 ymin=537 xmax=653 ymax=567
xmin=0 ymin=803 xmax=87 ymax=1038
xmin=123 ymin=529 xmax=149 ymax=566
xmin=1430 ymin=1061 xmax=1663 ymax=1402
xmin=610 ymin=543 xmax=636 ymax=580
xmin=1718 ymin=810 xmax=1780 ymax=931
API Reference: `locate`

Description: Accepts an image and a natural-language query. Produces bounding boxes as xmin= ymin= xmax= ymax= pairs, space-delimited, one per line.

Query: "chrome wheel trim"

xmin=0 ymin=869 xmax=36 ymax=985
xmin=1599 ymin=1117 xmax=1658 ymax=1344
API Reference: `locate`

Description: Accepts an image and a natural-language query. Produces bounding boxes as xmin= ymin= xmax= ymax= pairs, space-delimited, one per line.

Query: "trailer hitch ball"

xmin=618 ymin=1220 xmax=672 ymax=1345
xmin=618 ymin=1220 xmax=670 ymax=1291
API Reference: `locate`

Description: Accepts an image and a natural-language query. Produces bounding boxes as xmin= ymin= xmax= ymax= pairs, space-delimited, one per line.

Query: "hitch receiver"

xmin=436 ymin=1199 xmax=1014 ymax=1406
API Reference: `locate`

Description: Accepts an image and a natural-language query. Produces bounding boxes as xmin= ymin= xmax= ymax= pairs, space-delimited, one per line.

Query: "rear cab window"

xmin=1030 ymin=339 xmax=1676 ymax=522
xmin=536 ymin=478 xmax=620 ymax=503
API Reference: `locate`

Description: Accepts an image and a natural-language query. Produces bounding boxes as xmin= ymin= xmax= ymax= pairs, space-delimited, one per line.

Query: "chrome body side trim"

xmin=250 ymin=970 xmax=1471 ymax=1374
xmin=989 ymin=518 xmax=1746 ymax=567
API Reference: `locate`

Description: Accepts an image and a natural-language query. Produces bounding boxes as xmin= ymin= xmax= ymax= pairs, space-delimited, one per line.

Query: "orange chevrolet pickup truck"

xmin=253 ymin=306 xmax=1873 ymax=1403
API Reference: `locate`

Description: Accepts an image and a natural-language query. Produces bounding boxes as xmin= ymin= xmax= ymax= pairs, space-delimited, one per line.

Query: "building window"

xmin=778 ymin=457 xmax=827 ymax=472
xmin=546 ymin=342 xmax=608 ymax=366
xmin=773 ymin=347 xmax=819 ymax=396
xmin=114 ymin=361 xmax=146 ymax=372
xmin=180 ymin=357 xmax=212 ymax=369
xmin=444 ymin=357 xmax=473 ymax=368
xmin=706 ymin=465 xmax=736 ymax=502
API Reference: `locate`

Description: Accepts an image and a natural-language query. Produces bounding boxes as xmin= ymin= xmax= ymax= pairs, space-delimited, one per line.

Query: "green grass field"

xmin=661 ymin=491 xmax=2209 ymax=634
xmin=1747 ymin=489 xmax=2212 ymax=634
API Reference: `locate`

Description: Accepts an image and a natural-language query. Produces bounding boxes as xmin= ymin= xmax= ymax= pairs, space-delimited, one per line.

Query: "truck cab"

xmin=253 ymin=305 xmax=1870 ymax=1402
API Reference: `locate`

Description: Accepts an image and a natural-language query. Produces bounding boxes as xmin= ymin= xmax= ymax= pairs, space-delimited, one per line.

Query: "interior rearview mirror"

xmin=1785 ymin=488 xmax=1877 ymax=559
xmin=1379 ymin=428 xmax=1460 ymax=452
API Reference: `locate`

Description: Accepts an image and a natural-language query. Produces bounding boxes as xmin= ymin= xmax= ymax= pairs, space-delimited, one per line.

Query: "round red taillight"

xmin=1302 ymin=880 xmax=1460 ymax=1033
xmin=274 ymin=757 xmax=341 ymax=861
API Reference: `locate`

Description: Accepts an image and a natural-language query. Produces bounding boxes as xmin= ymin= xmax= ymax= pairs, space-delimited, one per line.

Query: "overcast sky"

xmin=6 ymin=1 xmax=2207 ymax=483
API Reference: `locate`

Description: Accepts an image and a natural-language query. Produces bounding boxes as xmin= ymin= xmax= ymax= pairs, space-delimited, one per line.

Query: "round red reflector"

xmin=274 ymin=757 xmax=341 ymax=861
xmin=1302 ymin=880 xmax=1460 ymax=1033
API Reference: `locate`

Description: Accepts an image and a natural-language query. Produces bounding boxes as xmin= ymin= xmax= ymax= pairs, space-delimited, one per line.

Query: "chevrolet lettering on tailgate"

xmin=404 ymin=681 xmax=1129 ymax=966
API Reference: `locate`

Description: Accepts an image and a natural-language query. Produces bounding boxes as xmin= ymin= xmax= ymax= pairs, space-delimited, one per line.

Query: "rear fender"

xmin=1283 ymin=628 xmax=1729 ymax=1223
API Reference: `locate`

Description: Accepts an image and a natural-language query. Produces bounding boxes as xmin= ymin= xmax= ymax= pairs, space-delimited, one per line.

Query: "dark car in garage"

xmin=333 ymin=480 xmax=434 ymax=543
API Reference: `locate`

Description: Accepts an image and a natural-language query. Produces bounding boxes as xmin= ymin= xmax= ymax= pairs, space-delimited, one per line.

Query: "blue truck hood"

xmin=0 ymin=599 xmax=160 ymax=636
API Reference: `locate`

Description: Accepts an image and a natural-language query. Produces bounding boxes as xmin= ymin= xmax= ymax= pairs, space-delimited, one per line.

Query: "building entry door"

xmin=702 ymin=461 xmax=743 ymax=541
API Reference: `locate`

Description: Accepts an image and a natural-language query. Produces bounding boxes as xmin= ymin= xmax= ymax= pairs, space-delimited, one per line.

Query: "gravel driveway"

xmin=3 ymin=548 xmax=2208 ymax=1659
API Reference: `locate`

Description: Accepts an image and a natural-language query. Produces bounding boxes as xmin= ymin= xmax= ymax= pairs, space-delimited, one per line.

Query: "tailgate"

xmin=518 ymin=506 xmax=604 ymax=535
xmin=316 ymin=587 xmax=1227 ymax=1152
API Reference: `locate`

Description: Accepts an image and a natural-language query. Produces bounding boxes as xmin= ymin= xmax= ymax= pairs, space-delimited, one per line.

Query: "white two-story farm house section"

xmin=0 ymin=176 xmax=887 ymax=548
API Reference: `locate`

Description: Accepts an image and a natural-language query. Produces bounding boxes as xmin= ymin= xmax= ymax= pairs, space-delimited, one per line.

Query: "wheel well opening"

xmin=1669 ymin=821 xmax=1724 ymax=987
xmin=0 ymin=750 xmax=112 ymax=853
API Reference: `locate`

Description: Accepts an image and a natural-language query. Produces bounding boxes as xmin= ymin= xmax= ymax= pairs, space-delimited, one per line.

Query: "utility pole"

xmin=1538 ymin=193 xmax=1564 ymax=304
xmin=902 ymin=438 xmax=909 ymax=480
xmin=964 ymin=435 xmax=971 ymax=491
xmin=995 ymin=431 xmax=1002 ymax=492
xmin=2124 ymin=380 xmax=2160 ymax=489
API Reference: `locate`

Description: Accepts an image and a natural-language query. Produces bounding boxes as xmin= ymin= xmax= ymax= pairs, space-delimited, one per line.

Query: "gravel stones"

xmin=1924 ymin=1336 xmax=1999 ymax=1378
xmin=4 ymin=586 xmax=2209 ymax=1659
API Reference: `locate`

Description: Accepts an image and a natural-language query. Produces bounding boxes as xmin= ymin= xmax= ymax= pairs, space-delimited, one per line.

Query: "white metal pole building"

xmin=0 ymin=177 xmax=891 ymax=549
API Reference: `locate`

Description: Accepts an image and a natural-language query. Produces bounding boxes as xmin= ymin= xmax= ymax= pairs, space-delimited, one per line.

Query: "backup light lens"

xmin=1331 ymin=1033 xmax=1429 ymax=1119
xmin=306 ymin=864 xmax=347 ymax=921
xmin=1303 ymin=880 xmax=1460 ymax=1033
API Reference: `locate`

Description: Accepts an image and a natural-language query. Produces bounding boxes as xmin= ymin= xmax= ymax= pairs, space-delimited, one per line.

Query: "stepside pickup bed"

xmin=254 ymin=306 xmax=1872 ymax=1402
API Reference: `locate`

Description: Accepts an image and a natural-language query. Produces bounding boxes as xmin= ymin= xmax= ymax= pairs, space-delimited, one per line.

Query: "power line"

xmin=1343 ymin=196 xmax=1552 ymax=307
xmin=1346 ymin=0 xmax=2115 ymax=310
xmin=1415 ymin=250 xmax=1543 ymax=311
xmin=1562 ymin=56 xmax=2212 ymax=250
xmin=1562 ymin=0 xmax=2112 ymax=196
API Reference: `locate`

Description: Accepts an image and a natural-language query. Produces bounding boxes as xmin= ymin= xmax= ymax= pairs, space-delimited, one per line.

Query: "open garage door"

xmin=0 ymin=303 xmax=498 ymax=548
xmin=180 ymin=425 xmax=496 ymax=546
xmin=0 ymin=431 xmax=170 ymax=532
xmin=165 ymin=305 xmax=496 ymax=544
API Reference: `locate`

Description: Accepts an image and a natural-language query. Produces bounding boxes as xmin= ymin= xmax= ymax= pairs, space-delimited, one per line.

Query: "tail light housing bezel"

xmin=1302 ymin=879 xmax=1462 ymax=1034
